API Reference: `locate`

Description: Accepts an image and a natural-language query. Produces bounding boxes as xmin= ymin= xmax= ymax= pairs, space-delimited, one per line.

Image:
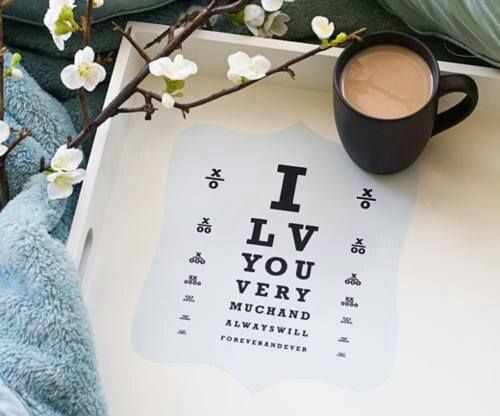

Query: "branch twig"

xmin=144 ymin=0 xmax=221 ymax=50
xmin=0 ymin=128 xmax=32 ymax=207
xmin=111 ymin=88 xmax=158 ymax=119
xmin=113 ymin=105 xmax=158 ymax=116
xmin=113 ymin=21 xmax=151 ymax=62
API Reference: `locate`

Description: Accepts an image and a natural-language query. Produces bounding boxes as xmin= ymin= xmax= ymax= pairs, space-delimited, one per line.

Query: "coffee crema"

xmin=341 ymin=45 xmax=433 ymax=119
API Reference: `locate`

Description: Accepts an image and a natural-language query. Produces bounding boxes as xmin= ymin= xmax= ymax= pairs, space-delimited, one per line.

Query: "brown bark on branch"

xmin=83 ymin=0 xmax=93 ymax=46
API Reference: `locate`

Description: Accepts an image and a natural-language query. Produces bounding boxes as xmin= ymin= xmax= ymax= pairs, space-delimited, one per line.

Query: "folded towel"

xmin=0 ymin=56 xmax=106 ymax=415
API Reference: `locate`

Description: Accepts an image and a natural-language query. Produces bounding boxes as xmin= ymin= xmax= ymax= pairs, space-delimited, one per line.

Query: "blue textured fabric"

xmin=0 ymin=377 xmax=32 ymax=415
xmin=0 ymin=58 xmax=106 ymax=415
xmin=3 ymin=53 xmax=80 ymax=241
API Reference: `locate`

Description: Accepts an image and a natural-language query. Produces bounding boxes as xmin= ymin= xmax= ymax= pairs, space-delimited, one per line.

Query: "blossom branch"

xmin=113 ymin=22 xmax=151 ymax=62
xmin=6 ymin=1 xmax=364 ymax=204
xmin=116 ymin=25 xmax=364 ymax=119
xmin=170 ymin=28 xmax=366 ymax=114
xmin=66 ymin=0 xmax=250 ymax=150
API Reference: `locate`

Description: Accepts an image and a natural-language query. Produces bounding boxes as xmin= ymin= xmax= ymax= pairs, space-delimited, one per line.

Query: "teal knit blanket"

xmin=0 ymin=55 xmax=106 ymax=415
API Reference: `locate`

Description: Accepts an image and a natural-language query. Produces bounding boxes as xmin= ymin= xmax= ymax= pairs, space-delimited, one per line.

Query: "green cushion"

xmin=4 ymin=0 xmax=177 ymax=26
xmin=376 ymin=0 xmax=500 ymax=67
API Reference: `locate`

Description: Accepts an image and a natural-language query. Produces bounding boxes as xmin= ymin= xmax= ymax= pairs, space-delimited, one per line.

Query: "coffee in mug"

xmin=333 ymin=32 xmax=479 ymax=174
xmin=340 ymin=45 xmax=433 ymax=119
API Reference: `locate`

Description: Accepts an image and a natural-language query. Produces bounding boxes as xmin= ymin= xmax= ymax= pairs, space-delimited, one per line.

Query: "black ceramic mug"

xmin=333 ymin=32 xmax=479 ymax=174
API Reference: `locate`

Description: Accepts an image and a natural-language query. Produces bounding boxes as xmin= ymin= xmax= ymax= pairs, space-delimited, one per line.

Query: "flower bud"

xmin=11 ymin=52 xmax=22 ymax=67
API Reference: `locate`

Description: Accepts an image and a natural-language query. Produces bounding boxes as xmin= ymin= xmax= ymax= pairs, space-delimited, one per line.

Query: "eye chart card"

xmin=132 ymin=123 xmax=418 ymax=391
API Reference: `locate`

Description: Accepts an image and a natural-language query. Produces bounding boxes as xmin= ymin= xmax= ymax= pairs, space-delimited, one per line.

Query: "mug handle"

xmin=432 ymin=74 xmax=479 ymax=136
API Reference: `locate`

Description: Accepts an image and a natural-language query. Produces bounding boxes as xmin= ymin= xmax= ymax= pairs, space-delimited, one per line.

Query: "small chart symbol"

xmin=205 ymin=168 xmax=225 ymax=189
xmin=357 ymin=188 xmax=376 ymax=209
xmin=351 ymin=238 xmax=366 ymax=254
xmin=341 ymin=297 xmax=359 ymax=308
xmin=196 ymin=217 xmax=213 ymax=234
xmin=189 ymin=252 xmax=206 ymax=264
xmin=183 ymin=295 xmax=195 ymax=303
xmin=184 ymin=275 xmax=202 ymax=286
xmin=345 ymin=273 xmax=362 ymax=286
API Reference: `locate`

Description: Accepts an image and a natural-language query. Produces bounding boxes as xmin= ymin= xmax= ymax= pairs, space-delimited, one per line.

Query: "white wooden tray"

xmin=67 ymin=22 xmax=500 ymax=416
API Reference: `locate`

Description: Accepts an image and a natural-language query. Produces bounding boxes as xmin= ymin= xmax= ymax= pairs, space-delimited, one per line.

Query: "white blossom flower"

xmin=93 ymin=0 xmax=104 ymax=7
xmin=46 ymin=144 xmax=86 ymax=199
xmin=227 ymin=52 xmax=271 ymax=84
xmin=262 ymin=11 xmax=290 ymax=37
xmin=244 ymin=4 xmax=265 ymax=35
xmin=44 ymin=0 xmax=79 ymax=51
xmin=161 ymin=93 xmax=176 ymax=109
xmin=149 ymin=54 xmax=198 ymax=81
xmin=60 ymin=47 xmax=107 ymax=92
xmin=311 ymin=16 xmax=335 ymax=40
xmin=47 ymin=170 xmax=86 ymax=199
xmin=149 ymin=55 xmax=197 ymax=109
xmin=50 ymin=144 xmax=84 ymax=172
xmin=0 ymin=120 xmax=10 ymax=157
xmin=261 ymin=0 xmax=294 ymax=12
xmin=4 ymin=67 xmax=23 ymax=80
xmin=10 ymin=68 xmax=23 ymax=80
